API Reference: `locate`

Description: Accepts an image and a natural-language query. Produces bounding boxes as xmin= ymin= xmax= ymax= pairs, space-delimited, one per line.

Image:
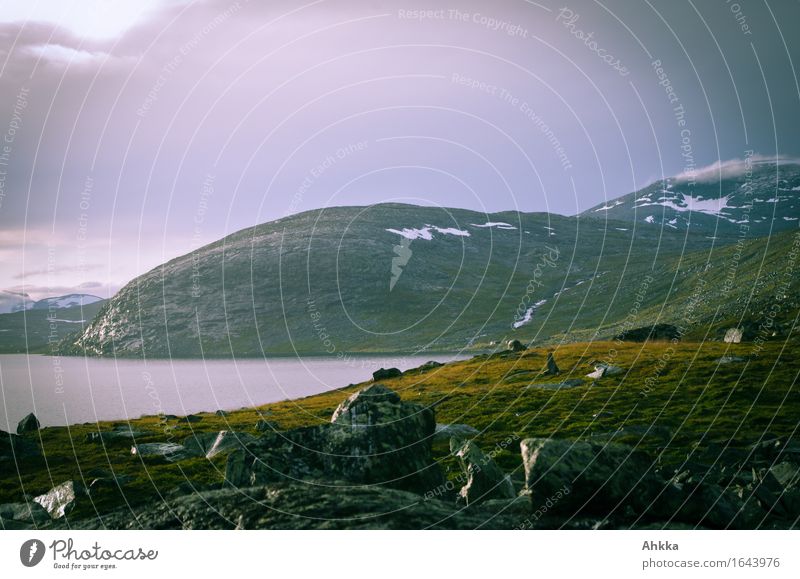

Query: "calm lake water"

xmin=0 ymin=353 xmax=467 ymax=430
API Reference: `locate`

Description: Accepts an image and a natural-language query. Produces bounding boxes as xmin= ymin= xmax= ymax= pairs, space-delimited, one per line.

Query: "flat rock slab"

xmin=61 ymin=482 xmax=527 ymax=530
xmin=0 ymin=501 xmax=51 ymax=527
xmin=526 ymin=378 xmax=585 ymax=390
xmin=131 ymin=442 xmax=196 ymax=462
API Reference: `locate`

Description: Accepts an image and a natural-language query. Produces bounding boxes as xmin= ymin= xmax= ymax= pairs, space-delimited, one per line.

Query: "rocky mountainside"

xmin=59 ymin=195 xmax=799 ymax=357
xmin=582 ymin=160 xmax=800 ymax=236
xmin=0 ymin=300 xmax=106 ymax=354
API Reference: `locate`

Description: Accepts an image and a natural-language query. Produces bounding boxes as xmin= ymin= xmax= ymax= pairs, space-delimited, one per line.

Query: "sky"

xmin=0 ymin=0 xmax=799 ymax=303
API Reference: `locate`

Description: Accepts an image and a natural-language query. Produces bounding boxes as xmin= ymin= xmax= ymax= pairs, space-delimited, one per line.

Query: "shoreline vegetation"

xmin=2 ymin=339 xmax=798 ymax=529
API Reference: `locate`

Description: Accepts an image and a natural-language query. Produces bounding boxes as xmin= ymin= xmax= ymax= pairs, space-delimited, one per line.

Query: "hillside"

xmin=582 ymin=160 xmax=800 ymax=236
xmin=59 ymin=198 xmax=798 ymax=358
xmin=0 ymin=300 xmax=106 ymax=354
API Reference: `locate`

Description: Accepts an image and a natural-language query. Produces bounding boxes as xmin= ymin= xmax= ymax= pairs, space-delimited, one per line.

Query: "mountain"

xmin=582 ymin=160 xmax=800 ymax=236
xmin=0 ymin=290 xmax=32 ymax=314
xmin=0 ymin=292 xmax=103 ymax=314
xmin=29 ymin=294 xmax=104 ymax=310
xmin=61 ymin=199 xmax=798 ymax=358
xmin=0 ymin=299 xmax=107 ymax=354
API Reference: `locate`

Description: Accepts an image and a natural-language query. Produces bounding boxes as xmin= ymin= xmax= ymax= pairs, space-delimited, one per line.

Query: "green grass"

xmin=3 ymin=340 xmax=798 ymax=520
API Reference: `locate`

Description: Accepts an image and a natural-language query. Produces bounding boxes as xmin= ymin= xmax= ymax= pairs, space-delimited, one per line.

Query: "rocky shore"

xmin=3 ymin=378 xmax=798 ymax=530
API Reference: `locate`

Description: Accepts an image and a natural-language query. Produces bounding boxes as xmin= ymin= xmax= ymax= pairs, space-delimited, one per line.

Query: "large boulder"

xmin=16 ymin=413 xmax=40 ymax=434
xmin=520 ymin=438 xmax=664 ymax=516
xmin=372 ymin=367 xmax=402 ymax=381
xmin=227 ymin=385 xmax=445 ymax=496
xmin=0 ymin=501 xmax=50 ymax=528
xmin=326 ymin=384 xmax=444 ymax=494
xmin=507 ymin=339 xmax=526 ymax=352
xmin=545 ymin=352 xmax=560 ymax=375
xmin=450 ymin=439 xmax=515 ymax=505
xmin=34 ymin=480 xmax=87 ymax=519
xmin=724 ymin=328 xmax=744 ymax=343
xmin=0 ymin=429 xmax=41 ymax=464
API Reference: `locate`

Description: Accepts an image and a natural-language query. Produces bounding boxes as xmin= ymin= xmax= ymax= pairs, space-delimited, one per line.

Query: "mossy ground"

xmin=2 ymin=340 xmax=798 ymax=521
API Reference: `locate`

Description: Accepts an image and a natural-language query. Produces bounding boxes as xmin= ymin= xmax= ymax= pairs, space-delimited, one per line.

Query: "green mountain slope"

xmin=59 ymin=201 xmax=797 ymax=358
xmin=0 ymin=300 xmax=106 ymax=354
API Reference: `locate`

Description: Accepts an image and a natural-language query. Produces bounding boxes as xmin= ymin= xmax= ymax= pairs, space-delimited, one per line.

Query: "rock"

xmin=507 ymin=339 xmax=526 ymax=352
xmin=615 ymin=323 xmax=680 ymax=342
xmin=372 ymin=367 xmax=402 ymax=381
xmin=255 ymin=419 xmax=280 ymax=433
xmin=724 ymin=328 xmax=744 ymax=343
xmin=88 ymin=473 xmax=134 ymax=492
xmin=586 ymin=364 xmax=623 ymax=379
xmin=183 ymin=430 xmax=255 ymax=459
xmin=85 ymin=428 xmax=148 ymax=443
xmin=16 ymin=413 xmax=40 ymax=434
xmin=769 ymin=461 xmax=800 ymax=490
xmin=0 ymin=429 xmax=41 ymax=464
xmin=227 ymin=384 xmax=445 ymax=496
xmin=215 ymin=410 xmax=229 ymax=417
xmin=415 ymin=360 xmax=444 ymax=373
xmin=131 ymin=442 xmax=194 ymax=462
xmin=58 ymin=482 xmax=524 ymax=530
xmin=520 ymin=438 xmax=664 ymax=516
xmin=450 ymin=439 xmax=515 ymax=505
xmin=526 ymin=379 xmax=584 ymax=390
xmin=0 ymin=501 xmax=51 ymax=527
xmin=34 ymin=480 xmax=87 ymax=519
xmin=717 ymin=356 xmax=747 ymax=364
xmin=503 ymin=370 xmax=538 ymax=384
xmin=545 ymin=352 xmax=560 ymax=375
xmin=179 ymin=415 xmax=202 ymax=423
xmin=327 ymin=384 xmax=445 ymax=494
xmin=433 ymin=423 xmax=479 ymax=444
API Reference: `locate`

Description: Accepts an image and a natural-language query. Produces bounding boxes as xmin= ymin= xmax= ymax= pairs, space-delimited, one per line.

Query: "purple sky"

xmin=0 ymin=0 xmax=798 ymax=303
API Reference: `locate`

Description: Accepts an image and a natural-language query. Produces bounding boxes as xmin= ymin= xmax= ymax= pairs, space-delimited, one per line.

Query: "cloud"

xmin=674 ymin=155 xmax=800 ymax=183
xmin=25 ymin=43 xmax=121 ymax=67
xmin=13 ymin=263 xmax=103 ymax=279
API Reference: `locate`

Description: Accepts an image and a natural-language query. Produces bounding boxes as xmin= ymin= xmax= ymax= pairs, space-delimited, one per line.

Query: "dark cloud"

xmin=1 ymin=0 xmax=799 ymax=298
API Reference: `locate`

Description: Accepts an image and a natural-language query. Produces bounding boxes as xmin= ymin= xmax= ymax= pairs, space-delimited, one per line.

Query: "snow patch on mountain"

xmin=513 ymin=299 xmax=547 ymax=329
xmin=470 ymin=222 xmax=517 ymax=230
xmin=31 ymin=294 xmax=104 ymax=310
xmin=386 ymin=225 xmax=471 ymax=240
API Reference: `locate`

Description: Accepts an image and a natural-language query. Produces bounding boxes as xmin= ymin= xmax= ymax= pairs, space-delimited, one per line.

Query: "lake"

xmin=0 ymin=353 xmax=467 ymax=430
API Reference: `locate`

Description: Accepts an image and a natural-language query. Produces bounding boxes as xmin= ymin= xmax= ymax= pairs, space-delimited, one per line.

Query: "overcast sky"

xmin=0 ymin=0 xmax=799 ymax=302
